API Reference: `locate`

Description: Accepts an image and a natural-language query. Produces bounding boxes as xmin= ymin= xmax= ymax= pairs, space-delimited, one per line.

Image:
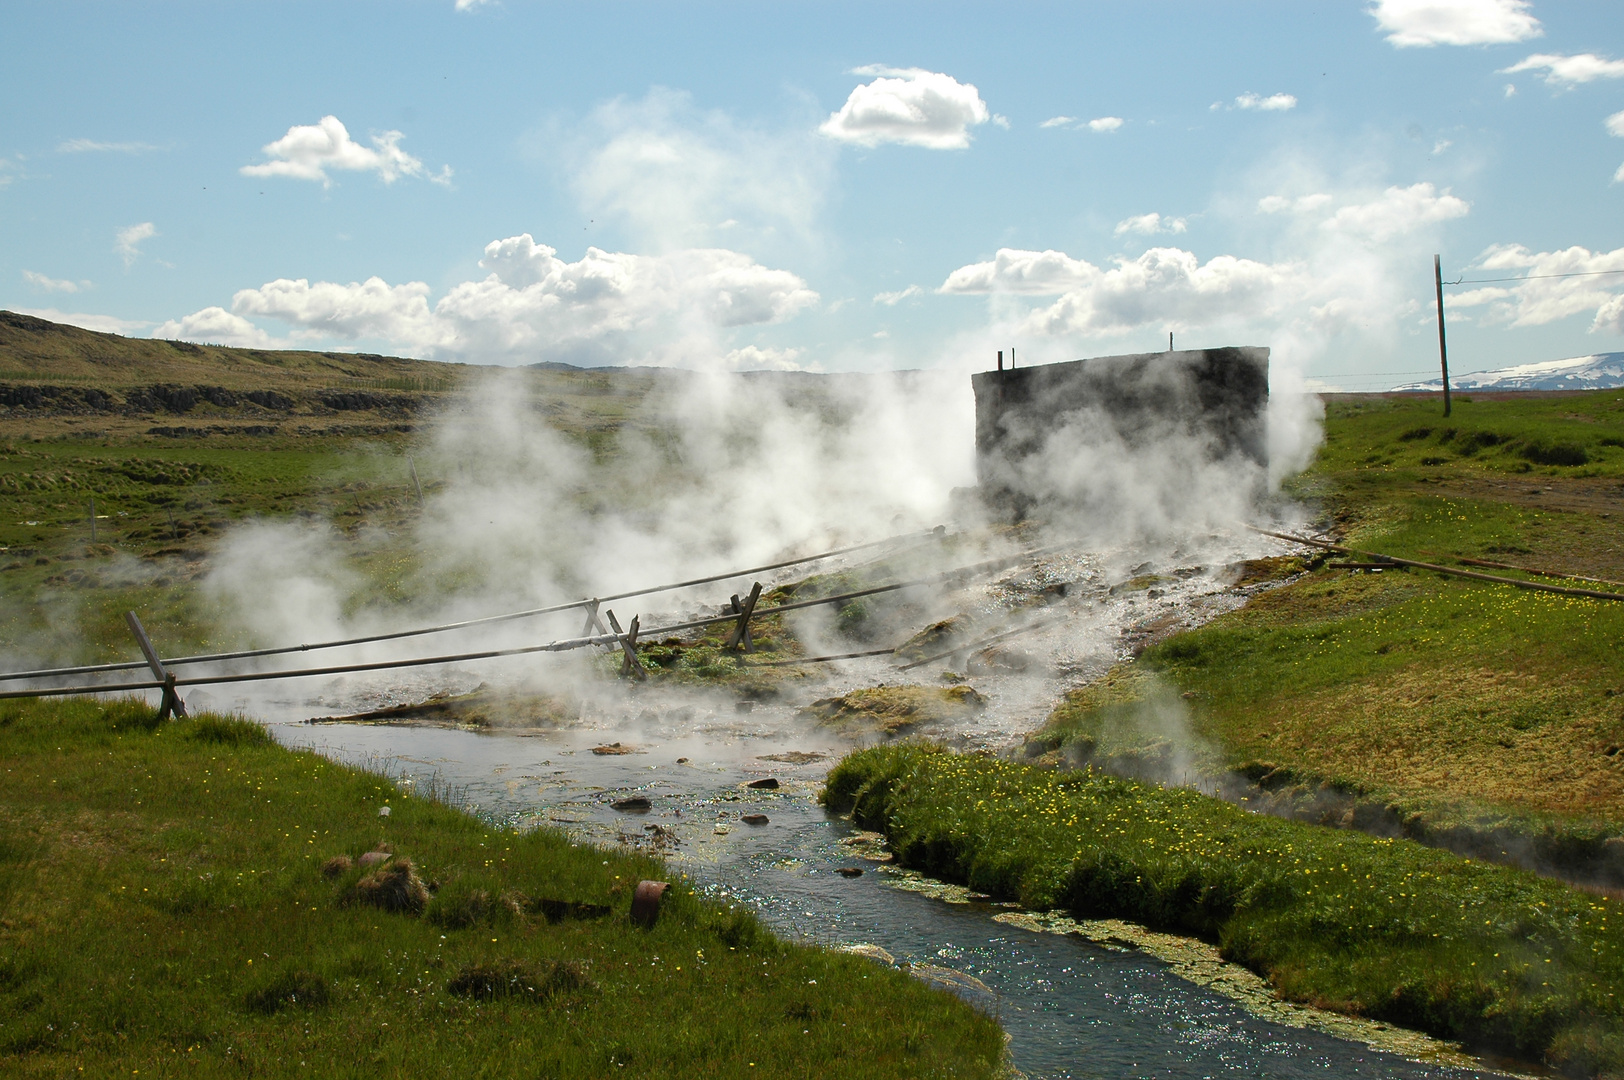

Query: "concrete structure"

xmin=970 ymin=346 xmax=1270 ymax=519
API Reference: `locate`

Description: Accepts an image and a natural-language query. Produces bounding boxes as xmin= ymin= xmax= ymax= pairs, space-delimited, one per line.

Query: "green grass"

xmin=1309 ymin=391 xmax=1624 ymax=480
xmin=1036 ymin=390 xmax=1624 ymax=848
xmin=825 ymin=743 xmax=1624 ymax=1077
xmin=0 ymin=697 xmax=1005 ymax=1079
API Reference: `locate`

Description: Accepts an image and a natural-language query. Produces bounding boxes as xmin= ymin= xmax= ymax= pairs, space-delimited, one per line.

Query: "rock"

xmin=611 ymin=796 xmax=652 ymax=813
xmin=377 ymin=805 xmax=391 ymax=817
xmin=357 ymin=850 xmax=391 ymax=868
xmin=746 ymin=777 xmax=779 ymax=790
xmin=591 ymin=742 xmax=633 ymax=755
xmin=741 ymin=814 xmax=769 ymax=825
xmin=758 ymin=751 xmax=826 ymax=765
xmin=835 ymin=867 xmax=863 ymax=878
xmin=630 ymin=880 xmax=669 ymax=928
xmin=840 ymin=943 xmax=894 ymax=966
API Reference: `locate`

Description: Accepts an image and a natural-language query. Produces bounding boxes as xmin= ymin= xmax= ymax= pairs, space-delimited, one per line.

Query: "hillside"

xmin=0 ymin=310 xmax=460 ymax=391
xmin=1394 ymin=351 xmax=1624 ymax=392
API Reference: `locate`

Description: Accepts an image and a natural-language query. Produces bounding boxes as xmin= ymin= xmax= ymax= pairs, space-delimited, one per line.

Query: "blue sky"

xmin=2 ymin=0 xmax=1621 ymax=387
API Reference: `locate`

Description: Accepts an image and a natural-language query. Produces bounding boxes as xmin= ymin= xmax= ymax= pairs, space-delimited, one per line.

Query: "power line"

xmin=0 ymin=542 xmax=1059 ymax=700
xmin=1444 ymin=268 xmax=1624 ymax=286
xmin=0 ymin=527 xmax=945 ymax=685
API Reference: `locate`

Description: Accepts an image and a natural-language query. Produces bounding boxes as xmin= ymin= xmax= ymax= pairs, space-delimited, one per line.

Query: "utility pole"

xmin=1434 ymin=254 xmax=1451 ymax=417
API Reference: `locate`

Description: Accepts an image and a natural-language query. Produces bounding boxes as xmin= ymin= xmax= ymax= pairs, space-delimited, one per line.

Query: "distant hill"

xmin=0 ymin=310 xmax=462 ymax=391
xmin=1393 ymin=352 xmax=1624 ymax=392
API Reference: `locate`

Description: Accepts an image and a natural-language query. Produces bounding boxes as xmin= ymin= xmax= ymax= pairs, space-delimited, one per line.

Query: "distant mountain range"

xmin=1393 ymin=352 xmax=1624 ymax=392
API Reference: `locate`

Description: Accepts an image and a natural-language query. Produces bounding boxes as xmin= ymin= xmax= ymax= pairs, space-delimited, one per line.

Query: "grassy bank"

xmin=1033 ymin=391 xmax=1624 ymax=863
xmin=825 ymin=743 xmax=1624 ymax=1076
xmin=0 ymin=698 xmax=1005 ymax=1078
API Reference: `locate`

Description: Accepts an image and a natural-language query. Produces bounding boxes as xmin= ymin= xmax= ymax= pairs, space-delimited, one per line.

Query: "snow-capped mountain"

xmin=1393 ymin=352 xmax=1624 ymax=392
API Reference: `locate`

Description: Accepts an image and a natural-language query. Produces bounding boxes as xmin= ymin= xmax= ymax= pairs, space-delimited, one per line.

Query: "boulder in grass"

xmin=348 ymin=857 xmax=430 ymax=915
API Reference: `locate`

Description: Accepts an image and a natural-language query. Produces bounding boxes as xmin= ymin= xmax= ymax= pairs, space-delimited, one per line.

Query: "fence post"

xmin=604 ymin=610 xmax=646 ymax=679
xmin=724 ymin=582 xmax=763 ymax=652
xmin=580 ymin=598 xmax=610 ymax=638
xmin=124 ymin=611 xmax=187 ymax=719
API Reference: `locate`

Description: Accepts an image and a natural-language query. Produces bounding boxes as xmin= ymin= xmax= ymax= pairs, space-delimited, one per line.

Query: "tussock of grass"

xmin=825 ymin=743 xmax=1624 ymax=1076
xmin=802 ymin=684 xmax=986 ymax=737
xmin=446 ymin=957 xmax=592 ymax=1002
xmin=0 ymin=697 xmax=1004 ymax=1078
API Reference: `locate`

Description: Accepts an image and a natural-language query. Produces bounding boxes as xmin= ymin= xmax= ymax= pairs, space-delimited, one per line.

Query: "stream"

xmin=258 ymin=700 xmax=1534 ymax=1080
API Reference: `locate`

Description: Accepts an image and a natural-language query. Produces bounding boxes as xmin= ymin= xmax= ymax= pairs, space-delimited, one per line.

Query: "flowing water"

xmin=194 ymin=534 xmax=1540 ymax=1079
xmin=254 ymin=701 xmax=1534 ymax=1080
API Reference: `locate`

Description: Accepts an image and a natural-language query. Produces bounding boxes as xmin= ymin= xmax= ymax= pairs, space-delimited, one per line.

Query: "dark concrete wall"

xmin=970 ymin=346 xmax=1269 ymax=518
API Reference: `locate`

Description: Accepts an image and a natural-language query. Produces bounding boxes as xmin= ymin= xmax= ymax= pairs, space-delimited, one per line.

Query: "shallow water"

xmin=271 ymin=712 xmax=1532 ymax=1080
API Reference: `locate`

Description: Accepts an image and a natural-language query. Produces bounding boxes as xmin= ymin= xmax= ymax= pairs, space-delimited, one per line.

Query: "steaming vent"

xmin=970 ymin=346 xmax=1270 ymax=523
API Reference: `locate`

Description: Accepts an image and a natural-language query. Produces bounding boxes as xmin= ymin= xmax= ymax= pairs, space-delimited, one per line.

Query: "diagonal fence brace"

xmin=604 ymin=610 xmax=646 ymax=679
xmin=580 ymin=598 xmax=610 ymax=639
xmin=724 ymin=582 xmax=762 ymax=652
xmin=125 ymin=611 xmax=187 ymax=720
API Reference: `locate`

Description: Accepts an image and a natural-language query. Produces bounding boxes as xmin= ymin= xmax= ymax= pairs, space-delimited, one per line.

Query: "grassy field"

xmin=0 ymin=697 xmax=1006 ymax=1079
xmin=826 ymin=742 xmax=1624 ymax=1077
xmin=1033 ymin=390 xmax=1624 ymax=864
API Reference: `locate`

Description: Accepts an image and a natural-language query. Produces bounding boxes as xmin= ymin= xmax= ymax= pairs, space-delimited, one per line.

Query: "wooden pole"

xmin=125 ymin=611 xmax=187 ymax=719
xmin=725 ymin=582 xmax=763 ymax=652
xmin=604 ymin=610 xmax=646 ymax=679
xmin=408 ymin=457 xmax=424 ymax=507
xmin=166 ymin=507 xmax=179 ymax=541
xmin=1434 ymin=254 xmax=1451 ymax=417
xmin=580 ymin=598 xmax=609 ymax=638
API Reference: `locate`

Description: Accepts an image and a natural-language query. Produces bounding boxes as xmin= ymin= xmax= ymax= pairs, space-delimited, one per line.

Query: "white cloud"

xmin=1432 ymin=138 xmax=1452 ymax=154
xmin=1457 ymin=243 xmax=1624 ymax=332
xmin=158 ymin=234 xmax=820 ymax=366
xmin=943 ymin=246 xmax=1305 ymax=338
xmin=1370 ymin=0 xmax=1541 ymax=47
xmin=240 ymin=115 xmax=450 ymax=187
xmin=1609 ymin=111 xmax=1624 ymax=138
xmin=874 ymin=285 xmax=924 ymax=305
xmin=819 ymin=67 xmax=990 ymax=149
xmin=15 ymin=308 xmax=150 ymax=335
xmin=939 ymin=248 xmax=1098 ymax=295
xmin=1088 ymin=116 xmax=1124 ymax=133
xmin=1257 ymin=193 xmax=1333 ymax=214
xmin=115 ymin=222 xmax=156 ymax=268
xmin=569 ymin=88 xmax=830 ymax=251
xmin=57 ymin=139 xmax=158 ymax=154
xmin=1234 ymin=92 xmax=1297 ymax=112
xmin=941 ymin=172 xmax=1491 ymax=355
xmin=151 ymin=306 xmax=283 ymax=348
xmin=453 ymin=0 xmax=495 ymax=9
xmin=1114 ymin=212 xmax=1187 ymax=236
xmin=992 ymin=114 xmax=1011 ymax=130
xmin=1501 ymin=53 xmax=1624 ymax=86
xmin=721 ymin=345 xmax=805 ymax=371
xmin=22 ymin=270 xmax=89 ymax=293
xmin=1322 ymin=182 xmax=1469 ymax=241
xmin=231 ymin=277 xmax=439 ymax=344
xmin=1039 ymin=116 xmax=1077 ymax=129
